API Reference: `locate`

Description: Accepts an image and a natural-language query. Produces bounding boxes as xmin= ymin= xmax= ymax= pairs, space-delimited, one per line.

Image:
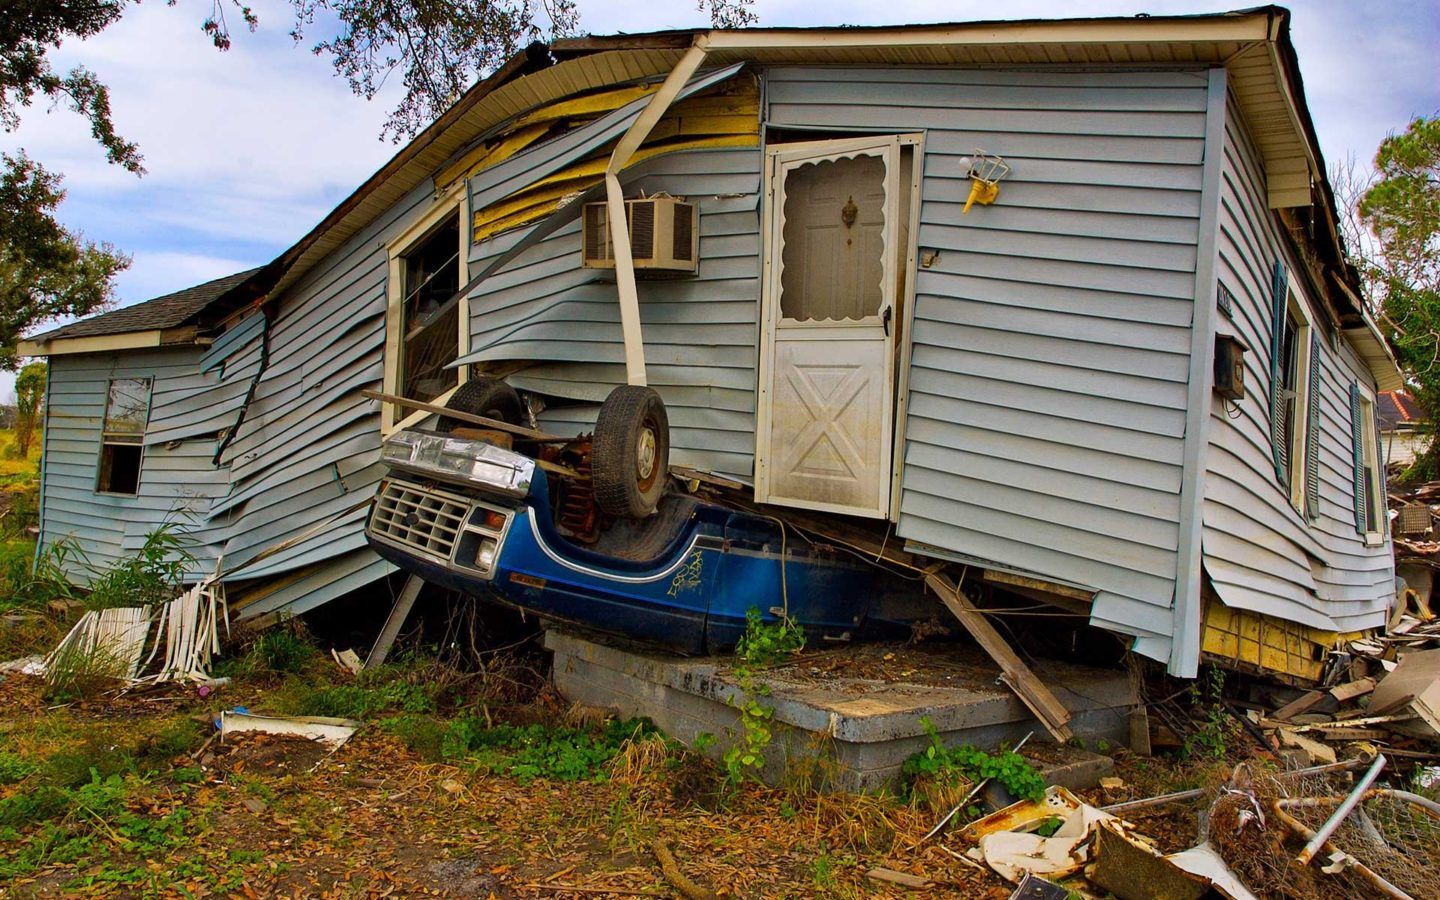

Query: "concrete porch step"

xmin=546 ymin=630 xmax=1136 ymax=793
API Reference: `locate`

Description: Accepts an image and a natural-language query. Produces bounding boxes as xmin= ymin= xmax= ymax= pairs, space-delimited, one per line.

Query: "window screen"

xmin=779 ymin=154 xmax=887 ymax=322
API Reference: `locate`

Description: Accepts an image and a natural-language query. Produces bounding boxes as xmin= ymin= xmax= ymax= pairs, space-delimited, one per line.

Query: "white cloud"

xmin=0 ymin=0 xmax=1435 ymax=327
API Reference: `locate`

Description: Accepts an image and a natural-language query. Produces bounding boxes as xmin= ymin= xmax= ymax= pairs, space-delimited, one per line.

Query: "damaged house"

xmin=20 ymin=5 xmax=1402 ymax=691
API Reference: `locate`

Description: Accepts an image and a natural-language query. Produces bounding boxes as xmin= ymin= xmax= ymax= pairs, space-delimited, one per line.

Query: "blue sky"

xmin=2 ymin=0 xmax=1437 ymax=400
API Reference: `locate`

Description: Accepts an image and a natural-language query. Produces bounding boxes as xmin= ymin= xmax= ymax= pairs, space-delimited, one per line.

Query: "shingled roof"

xmin=1378 ymin=390 xmax=1427 ymax=431
xmin=27 ymin=268 xmax=260 ymax=344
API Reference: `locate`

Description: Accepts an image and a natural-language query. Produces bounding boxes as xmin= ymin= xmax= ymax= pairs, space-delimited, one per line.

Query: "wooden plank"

xmin=360 ymin=388 xmax=567 ymax=442
xmin=924 ymin=573 xmax=1073 ymax=742
xmin=1329 ymin=677 xmax=1377 ymax=703
xmin=1271 ymin=690 xmax=1327 ymax=722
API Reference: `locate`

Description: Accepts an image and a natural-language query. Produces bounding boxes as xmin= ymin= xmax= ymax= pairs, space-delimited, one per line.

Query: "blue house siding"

xmin=464 ymin=147 xmax=763 ymax=480
xmin=1202 ymin=96 xmax=1393 ymax=634
xmin=40 ymin=348 xmax=231 ymax=576
xmin=764 ymin=66 xmax=1211 ymax=663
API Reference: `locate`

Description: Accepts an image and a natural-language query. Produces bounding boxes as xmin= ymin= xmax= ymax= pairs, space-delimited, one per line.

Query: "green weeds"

xmin=902 ymin=717 xmax=1045 ymax=807
xmin=442 ymin=717 xmax=650 ymax=782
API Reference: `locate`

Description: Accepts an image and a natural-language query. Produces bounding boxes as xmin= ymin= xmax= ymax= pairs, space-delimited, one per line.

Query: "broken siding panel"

xmin=232 ymin=550 xmax=395 ymax=620
xmin=466 ymin=146 xmax=762 ymax=479
xmin=1203 ymin=95 xmax=1393 ymax=634
xmin=39 ymin=349 xmax=231 ymax=578
xmin=199 ymin=310 xmax=264 ymax=373
xmin=211 ymin=181 xmax=438 ymax=610
xmin=764 ymin=66 xmax=1210 ymax=658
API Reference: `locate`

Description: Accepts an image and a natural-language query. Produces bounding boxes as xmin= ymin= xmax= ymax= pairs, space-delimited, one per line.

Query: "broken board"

xmin=925 ymin=573 xmax=1073 ymax=742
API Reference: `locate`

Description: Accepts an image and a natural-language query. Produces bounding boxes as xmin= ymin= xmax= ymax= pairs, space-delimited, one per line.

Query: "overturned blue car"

xmin=365 ymin=379 xmax=907 ymax=655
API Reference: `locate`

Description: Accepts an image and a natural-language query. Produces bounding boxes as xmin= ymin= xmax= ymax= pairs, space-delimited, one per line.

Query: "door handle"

xmin=882 ymin=305 xmax=893 ymax=336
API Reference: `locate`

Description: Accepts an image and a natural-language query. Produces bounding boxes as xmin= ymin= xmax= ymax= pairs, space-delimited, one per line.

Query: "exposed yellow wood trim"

xmin=470 ymin=134 xmax=760 ymax=244
xmin=1201 ymin=596 xmax=1362 ymax=684
xmin=511 ymin=82 xmax=662 ymax=129
xmin=17 ymin=330 xmax=166 ymax=357
xmin=435 ymin=123 xmax=552 ymax=190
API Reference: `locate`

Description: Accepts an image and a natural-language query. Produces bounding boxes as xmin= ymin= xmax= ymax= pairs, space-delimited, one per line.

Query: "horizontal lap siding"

xmin=468 ymin=148 xmax=762 ymax=479
xmin=767 ymin=66 xmax=1209 ymax=656
xmin=209 ymin=181 xmax=439 ymax=606
xmin=40 ymin=349 xmax=231 ymax=578
xmin=1204 ymin=97 xmax=1393 ymax=633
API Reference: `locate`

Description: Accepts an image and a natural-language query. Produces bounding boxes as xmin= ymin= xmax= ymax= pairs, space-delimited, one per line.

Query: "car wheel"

xmin=592 ymin=385 xmax=669 ymax=518
xmin=437 ymin=376 xmax=524 ymax=432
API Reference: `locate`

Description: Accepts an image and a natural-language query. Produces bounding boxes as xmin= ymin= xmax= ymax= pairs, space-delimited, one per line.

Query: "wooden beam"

xmin=366 ymin=575 xmax=424 ymax=669
xmin=924 ymin=573 xmax=1073 ymax=742
xmin=361 ymin=388 xmax=568 ymax=443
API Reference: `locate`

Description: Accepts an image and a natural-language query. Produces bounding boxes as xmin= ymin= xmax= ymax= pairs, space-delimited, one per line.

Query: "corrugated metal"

xmin=1202 ymin=95 xmax=1394 ymax=634
xmin=763 ymin=66 xmax=1211 ymax=662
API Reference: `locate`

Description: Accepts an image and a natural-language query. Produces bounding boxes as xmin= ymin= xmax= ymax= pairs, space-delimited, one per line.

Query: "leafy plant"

xmin=83 ymin=521 xmax=195 ymax=611
xmin=734 ymin=607 xmax=806 ymax=667
xmin=1183 ymin=666 xmax=1233 ymax=761
xmin=902 ymin=717 xmax=1045 ymax=804
xmin=0 ymin=750 xmax=34 ymax=785
xmin=249 ymin=625 xmax=317 ymax=675
xmin=716 ymin=609 xmax=807 ymax=794
xmin=440 ymin=717 xmax=649 ymax=782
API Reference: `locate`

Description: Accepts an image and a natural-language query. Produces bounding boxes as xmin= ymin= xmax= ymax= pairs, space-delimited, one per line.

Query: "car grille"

xmin=369 ymin=480 xmax=471 ymax=563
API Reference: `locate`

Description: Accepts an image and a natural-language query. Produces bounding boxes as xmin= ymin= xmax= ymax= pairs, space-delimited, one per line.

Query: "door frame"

xmin=754 ymin=133 xmax=924 ymax=519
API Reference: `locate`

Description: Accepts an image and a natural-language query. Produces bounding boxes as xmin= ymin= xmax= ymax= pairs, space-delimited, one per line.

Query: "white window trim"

xmin=1283 ymin=274 xmax=1315 ymax=515
xmin=382 ymin=187 xmax=471 ymax=435
xmin=1354 ymin=381 xmax=1386 ymax=546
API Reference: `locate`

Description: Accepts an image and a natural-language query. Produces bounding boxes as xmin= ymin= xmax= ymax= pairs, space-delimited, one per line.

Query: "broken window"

xmin=398 ymin=215 xmax=461 ymax=404
xmin=97 ymin=377 xmax=151 ymax=495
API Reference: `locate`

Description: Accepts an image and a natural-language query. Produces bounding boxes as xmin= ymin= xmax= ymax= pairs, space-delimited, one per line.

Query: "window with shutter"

xmin=1304 ymin=333 xmax=1322 ymax=519
xmin=1350 ymin=382 xmax=1386 ymax=542
xmin=1269 ymin=264 xmax=1315 ymax=515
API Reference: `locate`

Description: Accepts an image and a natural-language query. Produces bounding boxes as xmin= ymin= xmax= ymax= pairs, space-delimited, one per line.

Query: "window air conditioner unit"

xmin=582 ymin=197 xmax=697 ymax=274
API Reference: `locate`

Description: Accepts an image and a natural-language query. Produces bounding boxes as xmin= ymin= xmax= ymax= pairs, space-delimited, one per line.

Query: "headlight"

xmin=475 ymin=537 xmax=499 ymax=571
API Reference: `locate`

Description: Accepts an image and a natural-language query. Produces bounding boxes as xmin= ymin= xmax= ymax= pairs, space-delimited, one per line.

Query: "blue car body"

xmin=365 ymin=431 xmax=886 ymax=654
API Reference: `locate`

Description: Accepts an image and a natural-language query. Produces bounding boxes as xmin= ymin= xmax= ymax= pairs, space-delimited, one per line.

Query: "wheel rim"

xmin=635 ymin=423 xmax=658 ymax=489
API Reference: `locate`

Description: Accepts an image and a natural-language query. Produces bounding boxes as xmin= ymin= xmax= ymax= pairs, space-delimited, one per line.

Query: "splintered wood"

xmin=924 ymin=573 xmax=1074 ymax=742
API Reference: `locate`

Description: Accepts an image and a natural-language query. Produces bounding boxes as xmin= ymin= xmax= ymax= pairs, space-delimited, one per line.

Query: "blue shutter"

xmin=1268 ymin=259 xmax=1289 ymax=484
xmin=1304 ymin=333 xmax=1321 ymax=520
xmin=1350 ymin=382 xmax=1367 ymax=534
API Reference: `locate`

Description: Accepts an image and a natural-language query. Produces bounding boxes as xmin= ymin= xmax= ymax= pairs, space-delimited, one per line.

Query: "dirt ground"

xmin=0 ymin=671 xmax=1027 ymax=898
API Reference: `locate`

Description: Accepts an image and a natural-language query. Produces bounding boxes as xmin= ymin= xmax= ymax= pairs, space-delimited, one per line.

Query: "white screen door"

xmin=756 ymin=137 xmax=901 ymax=519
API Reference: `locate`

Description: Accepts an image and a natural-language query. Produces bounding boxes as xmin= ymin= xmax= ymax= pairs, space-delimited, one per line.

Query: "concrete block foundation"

xmin=546 ymin=630 xmax=1137 ymax=793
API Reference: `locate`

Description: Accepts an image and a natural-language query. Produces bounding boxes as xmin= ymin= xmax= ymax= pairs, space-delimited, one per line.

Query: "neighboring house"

xmin=18 ymin=6 xmax=1403 ymax=680
xmin=1378 ymin=390 xmax=1428 ymax=469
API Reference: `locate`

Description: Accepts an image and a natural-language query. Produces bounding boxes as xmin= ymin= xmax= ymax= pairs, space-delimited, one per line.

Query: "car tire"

xmin=436 ymin=376 xmax=524 ymax=432
xmin=592 ymin=385 xmax=669 ymax=518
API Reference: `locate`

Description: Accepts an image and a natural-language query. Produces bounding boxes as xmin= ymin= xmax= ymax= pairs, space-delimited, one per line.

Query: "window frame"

xmin=1279 ymin=276 xmax=1316 ymax=514
xmin=382 ymin=188 xmax=471 ymax=435
xmin=1354 ymin=382 xmax=1386 ymax=545
xmin=95 ymin=376 xmax=153 ymax=497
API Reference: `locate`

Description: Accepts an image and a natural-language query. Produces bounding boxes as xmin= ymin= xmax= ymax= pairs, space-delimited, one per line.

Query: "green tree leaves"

xmin=0 ymin=154 xmax=129 ymax=369
xmin=1356 ymin=115 xmax=1440 ymax=478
